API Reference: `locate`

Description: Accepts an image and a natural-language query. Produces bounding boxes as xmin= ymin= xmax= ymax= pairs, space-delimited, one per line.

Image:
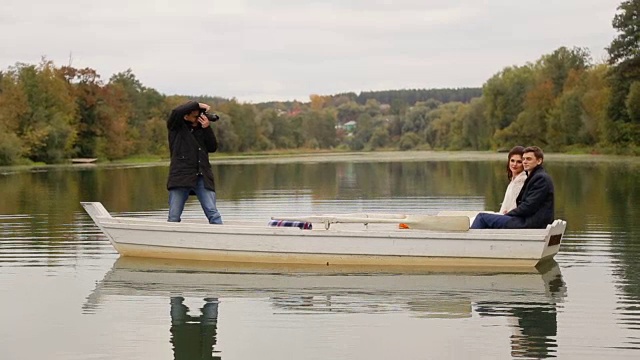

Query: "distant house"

xmin=344 ymin=120 xmax=357 ymax=133
xmin=287 ymin=108 xmax=302 ymax=116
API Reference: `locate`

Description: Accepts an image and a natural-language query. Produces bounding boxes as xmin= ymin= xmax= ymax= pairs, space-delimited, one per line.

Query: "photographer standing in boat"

xmin=166 ymin=100 xmax=223 ymax=224
xmin=471 ymin=146 xmax=554 ymax=229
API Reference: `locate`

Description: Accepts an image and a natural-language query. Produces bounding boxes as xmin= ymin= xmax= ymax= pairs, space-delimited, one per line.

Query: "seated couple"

xmin=471 ymin=146 xmax=554 ymax=229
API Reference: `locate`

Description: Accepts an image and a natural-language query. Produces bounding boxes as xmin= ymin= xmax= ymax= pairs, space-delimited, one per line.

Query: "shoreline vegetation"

xmin=1 ymin=2 xmax=639 ymax=166
xmin=1 ymin=149 xmax=639 ymax=174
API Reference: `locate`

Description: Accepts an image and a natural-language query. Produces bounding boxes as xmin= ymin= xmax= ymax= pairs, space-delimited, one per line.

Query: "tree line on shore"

xmin=0 ymin=1 xmax=638 ymax=166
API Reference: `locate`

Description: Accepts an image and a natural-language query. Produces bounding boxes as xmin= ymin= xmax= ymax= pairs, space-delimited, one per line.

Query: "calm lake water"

xmin=1 ymin=152 xmax=639 ymax=359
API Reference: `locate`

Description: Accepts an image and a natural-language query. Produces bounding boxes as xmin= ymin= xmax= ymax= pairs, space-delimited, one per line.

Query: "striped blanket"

xmin=268 ymin=219 xmax=313 ymax=230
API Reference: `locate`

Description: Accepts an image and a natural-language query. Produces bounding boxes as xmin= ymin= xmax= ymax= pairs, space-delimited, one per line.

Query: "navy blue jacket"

xmin=504 ymin=165 xmax=555 ymax=229
xmin=166 ymin=101 xmax=218 ymax=191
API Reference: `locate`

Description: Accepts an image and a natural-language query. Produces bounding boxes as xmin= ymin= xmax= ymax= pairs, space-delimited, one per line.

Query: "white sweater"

xmin=499 ymin=171 xmax=527 ymax=214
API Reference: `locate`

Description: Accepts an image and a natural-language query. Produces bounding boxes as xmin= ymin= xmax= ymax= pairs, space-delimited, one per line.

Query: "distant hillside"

xmin=354 ymin=87 xmax=482 ymax=105
xmin=254 ymin=87 xmax=482 ymax=110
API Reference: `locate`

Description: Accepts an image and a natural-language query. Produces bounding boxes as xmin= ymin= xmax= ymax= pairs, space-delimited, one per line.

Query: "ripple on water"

xmin=0 ymin=213 xmax=115 ymax=267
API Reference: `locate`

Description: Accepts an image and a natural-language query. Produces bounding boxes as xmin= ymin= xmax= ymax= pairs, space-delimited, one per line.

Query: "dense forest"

xmin=0 ymin=0 xmax=638 ymax=165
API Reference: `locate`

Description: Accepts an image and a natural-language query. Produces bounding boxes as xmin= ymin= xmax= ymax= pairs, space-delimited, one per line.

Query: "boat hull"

xmin=112 ymin=242 xmax=541 ymax=268
xmin=82 ymin=202 xmax=566 ymax=269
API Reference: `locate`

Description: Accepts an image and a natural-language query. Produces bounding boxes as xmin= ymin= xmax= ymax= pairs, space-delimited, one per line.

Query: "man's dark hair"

xmin=167 ymin=101 xmax=201 ymax=129
xmin=524 ymin=146 xmax=544 ymax=161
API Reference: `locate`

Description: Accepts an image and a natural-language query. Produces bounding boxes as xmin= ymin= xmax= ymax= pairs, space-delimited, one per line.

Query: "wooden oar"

xmin=396 ymin=215 xmax=469 ymax=231
xmin=271 ymin=214 xmax=470 ymax=232
xmin=437 ymin=210 xmax=482 ymax=218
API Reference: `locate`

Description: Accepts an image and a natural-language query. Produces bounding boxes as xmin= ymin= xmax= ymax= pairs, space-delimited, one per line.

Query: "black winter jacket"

xmin=505 ymin=165 xmax=555 ymax=229
xmin=166 ymin=101 xmax=218 ymax=191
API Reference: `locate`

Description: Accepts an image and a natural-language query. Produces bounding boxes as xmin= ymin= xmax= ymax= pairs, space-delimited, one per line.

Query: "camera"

xmin=199 ymin=110 xmax=220 ymax=122
xmin=204 ymin=113 xmax=220 ymax=122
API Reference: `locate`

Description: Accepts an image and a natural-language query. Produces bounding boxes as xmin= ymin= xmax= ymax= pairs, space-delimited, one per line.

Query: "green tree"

xmin=494 ymin=110 xmax=542 ymax=149
xmin=0 ymin=72 xmax=29 ymax=135
xmin=97 ymin=82 xmax=134 ymax=159
xmin=626 ymin=81 xmax=640 ymax=122
xmin=263 ymin=109 xmax=296 ymax=148
xmin=390 ymin=98 xmax=408 ymax=116
xmin=336 ymin=100 xmax=362 ymax=124
xmin=483 ymin=65 xmax=535 ymax=132
xmin=368 ymin=126 xmax=389 ymax=149
xmin=60 ymin=66 xmax=105 ymax=158
xmin=581 ymin=65 xmax=611 ymax=145
xmin=301 ymin=110 xmax=337 ymax=149
xmin=606 ymin=0 xmax=640 ymax=145
xmin=607 ymin=0 xmax=640 ymax=65
xmin=0 ymin=74 xmax=28 ymax=164
xmin=402 ymin=103 xmax=431 ymax=134
xmin=13 ymin=60 xmax=78 ymax=163
xmin=460 ymin=98 xmax=490 ymax=150
xmin=351 ymin=113 xmax=374 ymax=150
xmin=398 ymin=132 xmax=422 ymax=150
xmin=364 ymin=99 xmax=382 ymax=117
xmin=218 ymin=100 xmax=258 ymax=152
xmin=213 ymin=113 xmax=241 ymax=152
xmin=0 ymin=129 xmax=22 ymax=165
xmin=424 ymin=102 xmax=463 ymax=149
xmin=547 ymin=91 xmax=583 ymax=149
xmin=108 ymin=69 xmax=165 ymax=154
xmin=538 ymin=46 xmax=591 ymax=96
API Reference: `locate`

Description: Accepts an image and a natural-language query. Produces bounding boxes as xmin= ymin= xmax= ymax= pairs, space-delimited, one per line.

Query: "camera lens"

xmin=205 ymin=113 xmax=220 ymax=122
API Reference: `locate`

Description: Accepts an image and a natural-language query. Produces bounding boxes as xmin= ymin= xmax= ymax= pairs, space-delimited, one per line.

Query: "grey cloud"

xmin=0 ymin=0 xmax=623 ymax=102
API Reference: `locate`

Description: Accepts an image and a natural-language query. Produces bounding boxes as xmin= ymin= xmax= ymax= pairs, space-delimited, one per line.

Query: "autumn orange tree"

xmin=0 ymin=60 xmax=78 ymax=164
xmin=484 ymin=47 xmax=613 ymax=152
xmin=59 ymin=66 xmax=105 ymax=158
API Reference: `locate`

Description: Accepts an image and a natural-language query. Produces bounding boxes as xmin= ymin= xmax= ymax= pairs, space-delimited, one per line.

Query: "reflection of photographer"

xmin=170 ymin=297 xmax=221 ymax=360
xmin=166 ymin=100 xmax=223 ymax=224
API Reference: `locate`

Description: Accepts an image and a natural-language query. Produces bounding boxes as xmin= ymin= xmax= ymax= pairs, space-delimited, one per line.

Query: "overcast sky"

xmin=0 ymin=0 xmax=623 ymax=103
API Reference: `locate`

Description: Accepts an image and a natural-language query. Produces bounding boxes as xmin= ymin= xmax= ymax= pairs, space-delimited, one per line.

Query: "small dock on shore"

xmin=71 ymin=158 xmax=98 ymax=164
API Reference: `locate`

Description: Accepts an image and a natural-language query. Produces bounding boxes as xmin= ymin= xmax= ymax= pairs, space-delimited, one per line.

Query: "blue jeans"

xmin=168 ymin=176 xmax=222 ymax=224
xmin=470 ymin=213 xmax=511 ymax=229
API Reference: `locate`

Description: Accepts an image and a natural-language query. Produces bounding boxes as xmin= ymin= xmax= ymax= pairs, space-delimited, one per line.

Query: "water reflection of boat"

xmin=84 ymin=257 xmax=566 ymax=317
xmin=84 ymin=258 xmax=567 ymax=359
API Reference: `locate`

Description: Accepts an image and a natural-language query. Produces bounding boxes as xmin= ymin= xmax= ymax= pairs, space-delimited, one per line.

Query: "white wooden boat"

xmin=81 ymin=202 xmax=567 ymax=269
